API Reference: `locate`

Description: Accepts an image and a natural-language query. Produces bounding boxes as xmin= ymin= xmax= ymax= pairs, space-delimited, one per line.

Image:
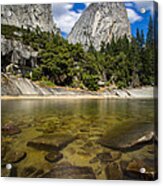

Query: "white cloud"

xmin=126 ymin=8 xmax=143 ymax=23
xmin=125 ymin=2 xmax=134 ymax=8
xmin=125 ymin=1 xmax=154 ymax=15
xmin=85 ymin=3 xmax=90 ymax=8
xmin=52 ymin=3 xmax=88 ymax=35
xmin=134 ymin=1 xmax=154 ymax=13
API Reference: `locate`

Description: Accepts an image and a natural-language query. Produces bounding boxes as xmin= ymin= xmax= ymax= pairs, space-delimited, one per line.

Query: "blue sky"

xmin=52 ymin=1 xmax=154 ymax=39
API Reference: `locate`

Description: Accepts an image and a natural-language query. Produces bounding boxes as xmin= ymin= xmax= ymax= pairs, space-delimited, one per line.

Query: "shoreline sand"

xmin=1 ymin=94 xmax=155 ymax=100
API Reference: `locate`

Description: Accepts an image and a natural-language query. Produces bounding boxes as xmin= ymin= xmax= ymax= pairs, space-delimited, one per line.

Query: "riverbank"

xmin=1 ymin=74 xmax=156 ymax=99
xmin=1 ymin=92 xmax=154 ymax=100
xmin=1 ymin=87 xmax=156 ymax=100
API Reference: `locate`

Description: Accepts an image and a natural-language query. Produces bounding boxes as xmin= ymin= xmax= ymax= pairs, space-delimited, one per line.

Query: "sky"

xmin=52 ymin=1 xmax=154 ymax=39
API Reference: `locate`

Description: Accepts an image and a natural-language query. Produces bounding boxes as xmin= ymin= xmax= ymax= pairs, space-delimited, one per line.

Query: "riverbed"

xmin=1 ymin=99 xmax=157 ymax=180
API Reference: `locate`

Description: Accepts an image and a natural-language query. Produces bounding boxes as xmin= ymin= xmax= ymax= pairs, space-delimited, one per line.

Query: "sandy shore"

xmin=1 ymin=94 xmax=155 ymax=100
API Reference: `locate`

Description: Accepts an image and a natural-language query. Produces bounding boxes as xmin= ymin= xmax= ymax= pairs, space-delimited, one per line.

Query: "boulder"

xmin=121 ymin=158 xmax=158 ymax=180
xmin=98 ymin=122 xmax=156 ymax=151
xmin=27 ymin=134 xmax=76 ymax=151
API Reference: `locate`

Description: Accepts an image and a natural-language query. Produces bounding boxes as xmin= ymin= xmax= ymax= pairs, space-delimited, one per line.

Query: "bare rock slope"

xmin=1 ymin=4 xmax=59 ymax=33
xmin=68 ymin=2 xmax=131 ymax=51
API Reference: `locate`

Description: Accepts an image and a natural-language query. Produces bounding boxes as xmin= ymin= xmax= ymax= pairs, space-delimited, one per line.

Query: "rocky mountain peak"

xmin=68 ymin=2 xmax=131 ymax=51
xmin=1 ymin=4 xmax=59 ymax=34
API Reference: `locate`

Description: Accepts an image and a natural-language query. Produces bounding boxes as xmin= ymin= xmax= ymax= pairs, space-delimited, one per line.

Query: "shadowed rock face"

xmin=1 ymin=36 xmax=38 ymax=74
xmin=68 ymin=2 xmax=131 ymax=51
xmin=1 ymin=4 xmax=59 ymax=33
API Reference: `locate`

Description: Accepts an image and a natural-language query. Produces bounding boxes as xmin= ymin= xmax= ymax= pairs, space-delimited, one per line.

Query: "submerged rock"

xmin=2 ymin=165 xmax=18 ymax=177
xmin=105 ymin=162 xmax=123 ymax=180
xmin=2 ymin=124 xmax=21 ymax=135
xmin=121 ymin=158 xmax=158 ymax=180
xmin=98 ymin=122 xmax=156 ymax=151
xmin=5 ymin=151 xmax=27 ymax=163
xmin=1 ymin=145 xmax=8 ymax=159
xmin=96 ymin=151 xmax=121 ymax=163
xmin=21 ymin=166 xmax=44 ymax=178
xmin=89 ymin=157 xmax=98 ymax=164
xmin=45 ymin=152 xmax=63 ymax=163
xmin=27 ymin=133 xmax=76 ymax=151
xmin=31 ymin=169 xmax=44 ymax=178
xmin=21 ymin=166 xmax=37 ymax=177
xmin=42 ymin=163 xmax=96 ymax=179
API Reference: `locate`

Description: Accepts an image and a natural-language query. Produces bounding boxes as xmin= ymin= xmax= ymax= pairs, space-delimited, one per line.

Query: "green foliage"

xmin=1 ymin=24 xmax=22 ymax=40
xmin=1 ymin=16 xmax=156 ymax=90
xmin=82 ymin=73 xmax=99 ymax=91
xmin=39 ymin=80 xmax=55 ymax=87
xmin=32 ymin=67 xmax=42 ymax=81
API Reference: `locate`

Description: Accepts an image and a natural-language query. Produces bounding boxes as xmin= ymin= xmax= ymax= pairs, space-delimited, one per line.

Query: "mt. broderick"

xmin=68 ymin=2 xmax=131 ymax=51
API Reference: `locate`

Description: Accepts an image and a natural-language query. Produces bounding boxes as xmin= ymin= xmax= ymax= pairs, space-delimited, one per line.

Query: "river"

xmin=1 ymin=99 xmax=157 ymax=180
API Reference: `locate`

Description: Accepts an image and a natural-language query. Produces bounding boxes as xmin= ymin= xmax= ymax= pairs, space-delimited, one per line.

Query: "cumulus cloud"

xmin=134 ymin=1 xmax=154 ymax=13
xmin=126 ymin=1 xmax=153 ymax=13
xmin=53 ymin=3 xmax=88 ymax=35
xmin=126 ymin=8 xmax=143 ymax=23
xmin=125 ymin=2 xmax=134 ymax=8
xmin=85 ymin=3 xmax=90 ymax=8
xmin=125 ymin=1 xmax=154 ymax=23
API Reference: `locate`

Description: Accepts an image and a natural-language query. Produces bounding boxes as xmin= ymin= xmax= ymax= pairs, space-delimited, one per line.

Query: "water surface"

xmin=1 ymin=99 xmax=156 ymax=179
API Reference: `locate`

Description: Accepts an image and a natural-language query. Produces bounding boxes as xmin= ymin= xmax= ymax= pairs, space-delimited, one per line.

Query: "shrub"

xmin=83 ymin=74 xmax=99 ymax=91
xmin=32 ymin=67 xmax=42 ymax=81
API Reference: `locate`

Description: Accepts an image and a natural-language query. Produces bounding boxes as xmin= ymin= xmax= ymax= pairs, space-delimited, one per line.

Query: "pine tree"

xmin=128 ymin=37 xmax=140 ymax=87
xmin=136 ymin=28 xmax=142 ymax=48
xmin=146 ymin=16 xmax=154 ymax=47
xmin=145 ymin=15 xmax=155 ymax=85
xmin=140 ymin=30 xmax=145 ymax=47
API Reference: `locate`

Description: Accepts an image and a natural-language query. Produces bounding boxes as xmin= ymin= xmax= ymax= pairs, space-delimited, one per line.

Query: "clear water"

xmin=1 ymin=99 xmax=156 ymax=179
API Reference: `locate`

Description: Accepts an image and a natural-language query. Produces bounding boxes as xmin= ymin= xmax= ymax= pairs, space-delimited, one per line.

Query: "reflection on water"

xmin=2 ymin=99 xmax=155 ymax=123
xmin=1 ymin=99 xmax=157 ymax=179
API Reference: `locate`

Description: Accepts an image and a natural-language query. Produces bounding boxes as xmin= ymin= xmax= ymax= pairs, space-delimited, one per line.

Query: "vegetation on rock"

xmin=1 ymin=16 xmax=156 ymax=91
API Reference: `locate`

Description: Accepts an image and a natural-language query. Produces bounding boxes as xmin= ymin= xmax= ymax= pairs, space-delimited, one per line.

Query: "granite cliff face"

xmin=1 ymin=4 xmax=59 ymax=75
xmin=1 ymin=35 xmax=38 ymax=72
xmin=1 ymin=4 xmax=59 ymax=33
xmin=68 ymin=2 xmax=131 ymax=51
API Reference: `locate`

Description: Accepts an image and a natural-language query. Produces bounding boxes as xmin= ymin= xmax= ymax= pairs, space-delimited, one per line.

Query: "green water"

xmin=1 ymin=99 xmax=156 ymax=179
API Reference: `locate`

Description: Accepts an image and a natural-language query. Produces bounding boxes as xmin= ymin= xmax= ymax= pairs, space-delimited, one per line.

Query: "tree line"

xmin=1 ymin=16 xmax=157 ymax=91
